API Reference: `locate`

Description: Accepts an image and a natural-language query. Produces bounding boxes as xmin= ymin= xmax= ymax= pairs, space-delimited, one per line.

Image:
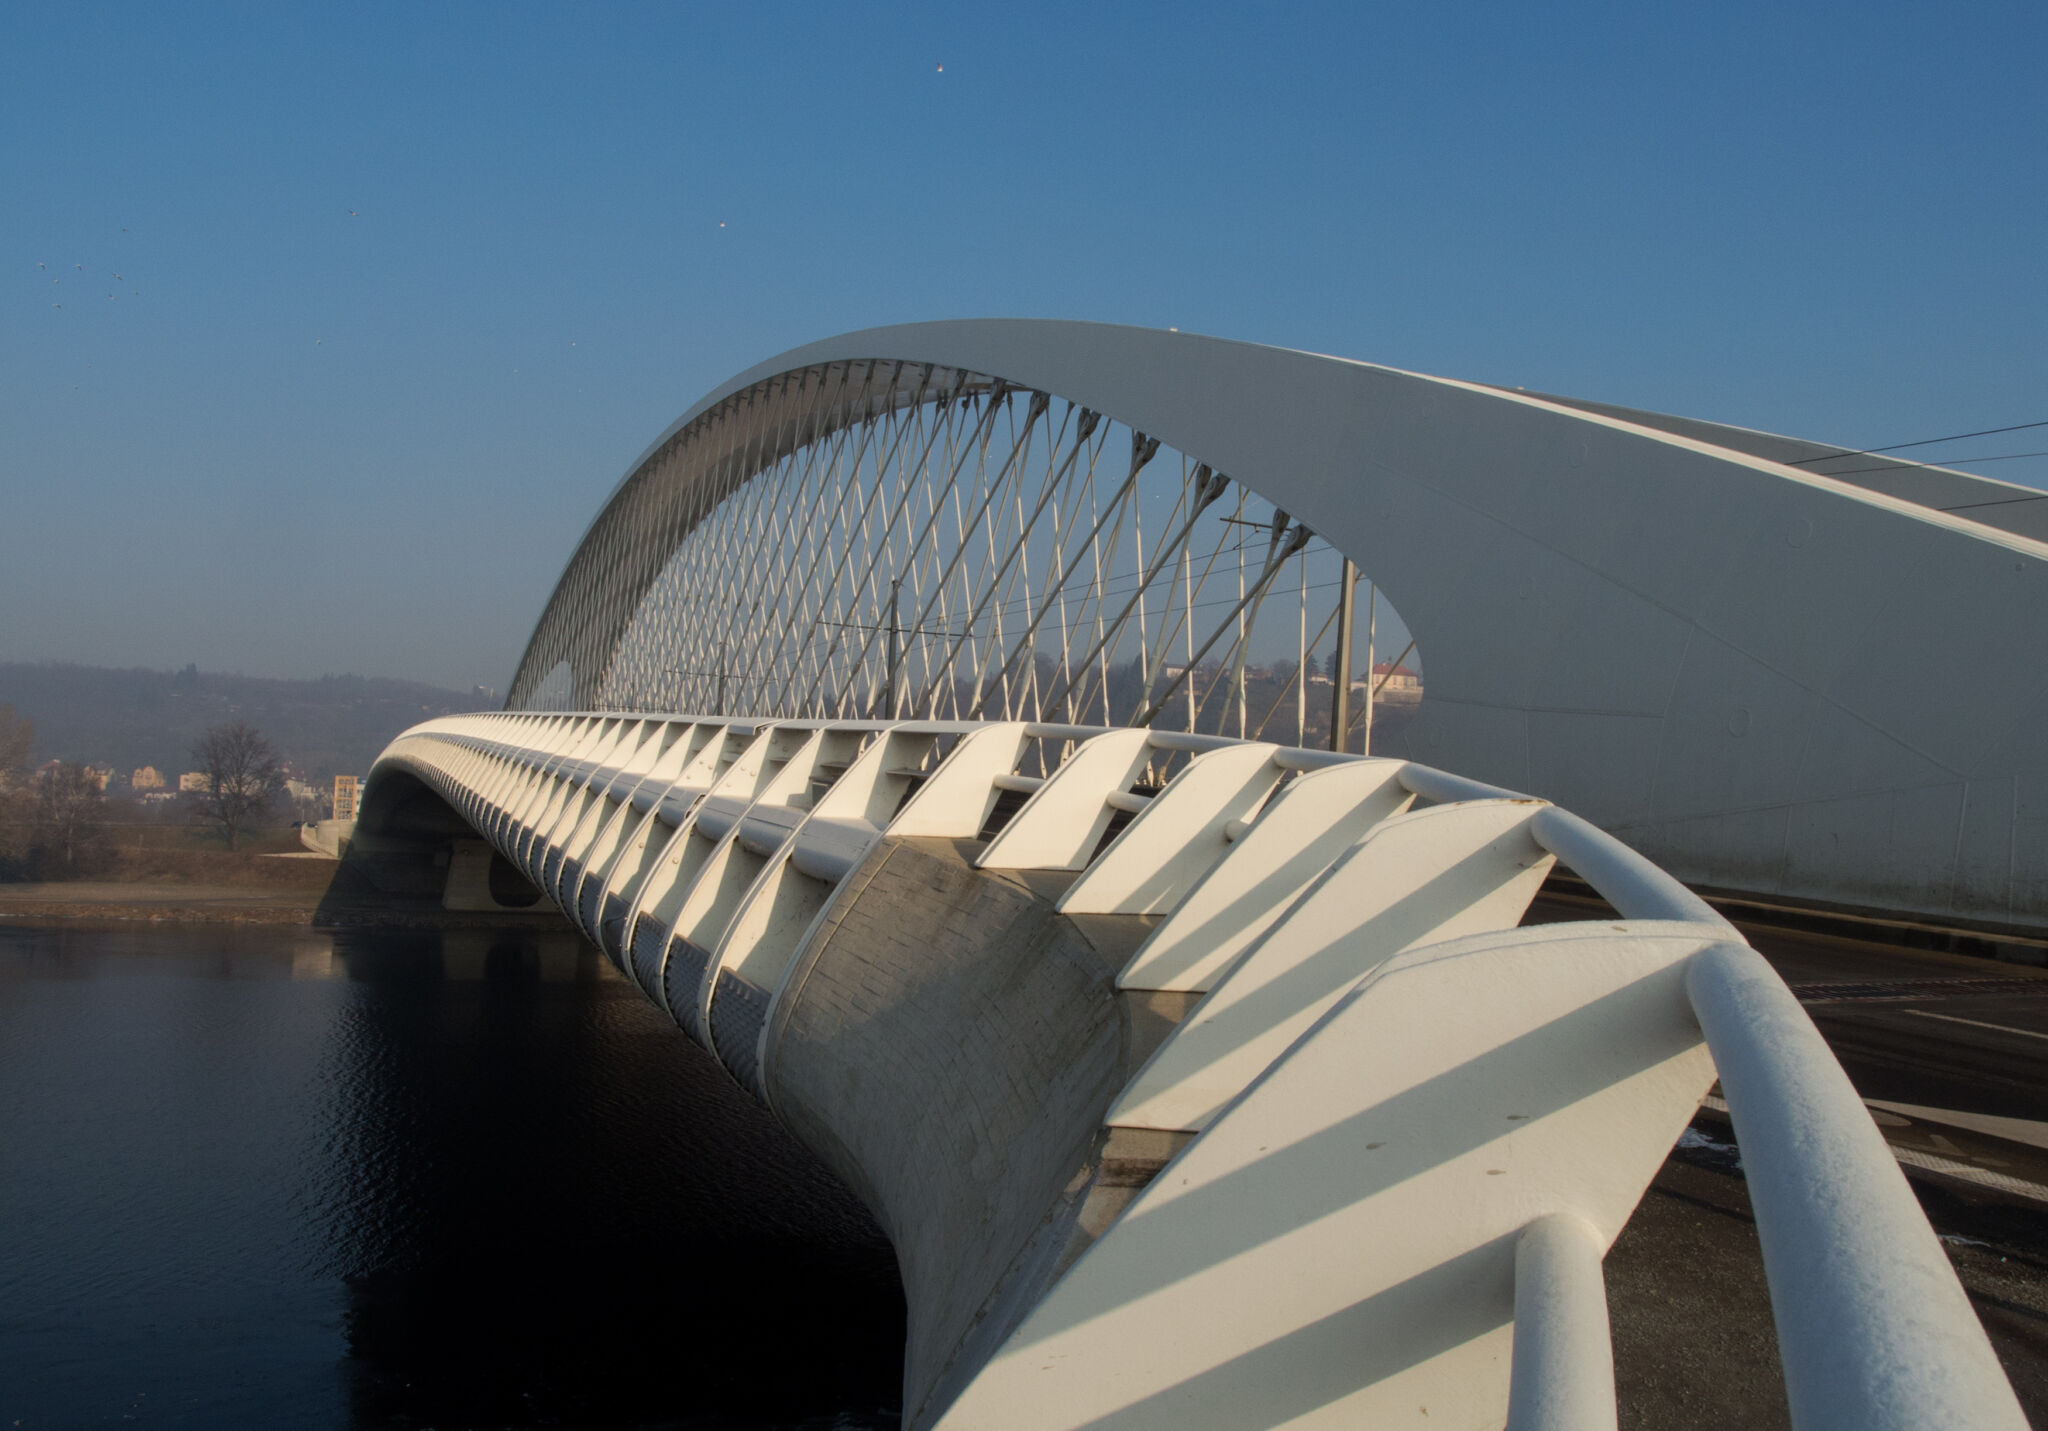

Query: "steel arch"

xmin=509 ymin=320 xmax=2048 ymax=927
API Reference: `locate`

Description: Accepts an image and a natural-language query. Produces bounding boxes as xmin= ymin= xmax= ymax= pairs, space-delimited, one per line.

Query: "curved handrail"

xmin=1686 ymin=942 xmax=2026 ymax=1430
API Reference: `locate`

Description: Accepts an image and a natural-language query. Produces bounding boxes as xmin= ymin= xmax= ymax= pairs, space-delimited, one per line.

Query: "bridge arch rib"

xmin=510 ymin=320 xmax=2048 ymax=927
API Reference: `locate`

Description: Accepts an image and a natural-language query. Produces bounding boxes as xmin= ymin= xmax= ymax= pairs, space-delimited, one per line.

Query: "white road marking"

xmin=1890 ymin=1144 xmax=2048 ymax=1208
xmin=1903 ymin=1009 xmax=2048 ymax=1042
xmin=1866 ymin=1098 xmax=2048 ymax=1152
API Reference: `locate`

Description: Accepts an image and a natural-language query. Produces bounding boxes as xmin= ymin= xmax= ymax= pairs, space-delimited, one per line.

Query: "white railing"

xmin=1687 ymin=942 xmax=2019 ymax=1430
xmin=361 ymin=711 xmax=2025 ymax=1431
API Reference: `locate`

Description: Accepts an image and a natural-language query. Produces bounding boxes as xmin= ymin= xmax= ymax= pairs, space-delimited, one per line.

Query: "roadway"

xmin=1531 ymin=888 xmax=2048 ymax=1182
xmin=1528 ymin=889 xmax=2048 ymax=1427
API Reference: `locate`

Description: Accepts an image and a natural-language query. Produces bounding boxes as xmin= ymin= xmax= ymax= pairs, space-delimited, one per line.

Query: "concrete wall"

xmin=762 ymin=837 xmax=1169 ymax=1428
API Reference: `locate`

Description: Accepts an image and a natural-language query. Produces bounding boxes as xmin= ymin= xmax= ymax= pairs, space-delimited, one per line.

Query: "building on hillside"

xmin=84 ymin=765 xmax=114 ymax=790
xmin=1354 ymin=662 xmax=1423 ymax=706
xmin=178 ymin=771 xmax=209 ymax=793
xmin=285 ymin=778 xmax=317 ymax=802
xmin=333 ymin=773 xmax=361 ymax=822
xmin=131 ymin=766 xmax=164 ymax=790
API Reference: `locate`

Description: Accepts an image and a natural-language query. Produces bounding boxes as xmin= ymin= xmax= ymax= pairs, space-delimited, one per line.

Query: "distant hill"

xmin=0 ymin=662 xmax=489 ymax=782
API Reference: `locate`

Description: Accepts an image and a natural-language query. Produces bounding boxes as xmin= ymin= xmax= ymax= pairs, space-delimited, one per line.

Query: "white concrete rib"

xmin=362 ymin=712 xmax=2025 ymax=1431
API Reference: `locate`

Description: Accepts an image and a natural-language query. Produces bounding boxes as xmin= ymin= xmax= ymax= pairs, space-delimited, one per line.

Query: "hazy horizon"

xmin=6 ymin=3 xmax=2043 ymax=691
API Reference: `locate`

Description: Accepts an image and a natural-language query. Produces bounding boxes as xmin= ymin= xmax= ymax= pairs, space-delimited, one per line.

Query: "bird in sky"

xmin=74 ymin=263 xmax=82 ymax=270
xmin=114 ymin=274 xmax=121 ymax=281
xmin=348 ymin=209 xmax=358 ymax=217
xmin=936 ymin=62 xmax=943 ymax=72
xmin=36 ymin=261 xmax=44 ymax=269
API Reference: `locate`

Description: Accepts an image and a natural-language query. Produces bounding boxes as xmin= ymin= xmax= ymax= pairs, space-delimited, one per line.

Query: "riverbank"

xmin=0 ymin=841 xmax=339 ymax=923
xmin=0 ymin=879 xmax=330 ymax=925
xmin=0 ymin=863 xmax=570 ymax=931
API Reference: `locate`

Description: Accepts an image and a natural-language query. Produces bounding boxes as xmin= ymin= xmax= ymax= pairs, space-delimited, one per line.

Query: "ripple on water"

xmin=0 ymin=921 xmax=906 ymax=1429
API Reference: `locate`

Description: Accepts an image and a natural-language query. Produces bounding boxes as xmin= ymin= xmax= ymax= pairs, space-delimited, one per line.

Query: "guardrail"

xmin=362 ymin=710 xmax=2025 ymax=1431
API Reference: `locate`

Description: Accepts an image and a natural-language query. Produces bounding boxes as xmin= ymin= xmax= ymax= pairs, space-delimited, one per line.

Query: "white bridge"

xmin=361 ymin=321 xmax=2042 ymax=1428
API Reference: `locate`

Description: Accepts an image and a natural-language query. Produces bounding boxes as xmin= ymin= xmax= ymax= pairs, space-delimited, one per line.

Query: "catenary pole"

xmin=1330 ymin=557 xmax=1355 ymax=751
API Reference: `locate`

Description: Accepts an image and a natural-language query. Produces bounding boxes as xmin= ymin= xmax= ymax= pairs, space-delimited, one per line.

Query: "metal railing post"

xmin=1507 ymin=1213 xmax=1618 ymax=1431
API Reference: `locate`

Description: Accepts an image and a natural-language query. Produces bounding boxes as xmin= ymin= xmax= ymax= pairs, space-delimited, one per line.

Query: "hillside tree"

xmin=0 ymin=704 xmax=30 ymax=793
xmin=0 ymin=705 xmax=32 ymax=874
xmin=33 ymin=762 xmax=109 ymax=876
xmin=192 ymin=722 xmax=284 ymax=851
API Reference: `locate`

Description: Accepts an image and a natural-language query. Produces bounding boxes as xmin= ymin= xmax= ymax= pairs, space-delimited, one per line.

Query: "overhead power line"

xmin=1788 ymin=420 xmax=2048 ymax=467
xmin=1816 ymin=449 xmax=2048 ymax=479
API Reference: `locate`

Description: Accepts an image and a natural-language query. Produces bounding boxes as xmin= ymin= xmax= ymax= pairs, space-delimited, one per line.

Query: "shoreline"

xmin=0 ymin=879 xmax=573 ymax=931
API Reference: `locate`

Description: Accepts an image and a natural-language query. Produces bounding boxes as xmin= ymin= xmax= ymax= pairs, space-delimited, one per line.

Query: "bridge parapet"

xmin=364 ymin=712 xmax=2024 ymax=1430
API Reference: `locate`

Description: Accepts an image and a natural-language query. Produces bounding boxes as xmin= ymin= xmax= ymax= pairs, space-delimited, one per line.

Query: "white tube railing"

xmin=1508 ymin=1213 xmax=1618 ymax=1431
xmin=1529 ymin=805 xmax=1734 ymax=930
xmin=1686 ymin=941 xmax=2027 ymax=1431
xmin=1398 ymin=761 xmax=1732 ymax=928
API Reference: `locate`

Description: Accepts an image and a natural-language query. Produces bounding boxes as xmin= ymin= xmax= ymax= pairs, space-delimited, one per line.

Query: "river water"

xmin=0 ymin=920 xmax=905 ymax=1430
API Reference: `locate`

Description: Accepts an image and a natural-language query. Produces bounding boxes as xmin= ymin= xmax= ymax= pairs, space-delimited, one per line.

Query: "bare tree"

xmin=0 ymin=704 xmax=31 ymax=794
xmin=33 ymin=762 xmax=108 ymax=875
xmin=0 ymin=706 xmax=32 ymax=876
xmin=192 ymin=722 xmax=283 ymax=851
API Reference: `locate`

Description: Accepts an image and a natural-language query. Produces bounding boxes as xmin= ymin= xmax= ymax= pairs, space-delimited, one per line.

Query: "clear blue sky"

xmin=4 ymin=1 xmax=2042 ymax=692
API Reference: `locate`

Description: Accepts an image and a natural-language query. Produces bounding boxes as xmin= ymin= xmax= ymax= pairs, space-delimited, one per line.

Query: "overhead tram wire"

xmin=725 ymin=567 xmax=1367 ymax=641
xmin=657 ymin=398 xmax=2030 ymax=596
xmin=797 ymin=459 xmax=2048 ymax=663
xmin=1785 ymin=419 xmax=2048 ymax=466
xmin=603 ymin=394 xmax=1403 ymax=720
xmin=668 ymin=533 xmax=1354 ymax=635
xmin=523 ymin=376 xmax=2044 ymax=711
xmin=627 ymin=419 xmax=1339 ymax=626
xmin=637 ymin=565 xmax=1380 ymax=666
xmin=637 ymin=412 xmax=2047 ymax=689
xmin=1812 ymin=449 xmax=2048 ymax=479
xmin=646 ymin=433 xmax=2048 ymax=696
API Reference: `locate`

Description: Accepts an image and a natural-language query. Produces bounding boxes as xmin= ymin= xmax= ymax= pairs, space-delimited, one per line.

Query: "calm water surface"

xmin=0 ymin=921 xmax=905 ymax=1430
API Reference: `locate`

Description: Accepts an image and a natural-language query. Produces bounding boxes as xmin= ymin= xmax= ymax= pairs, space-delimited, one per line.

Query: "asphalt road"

xmin=1525 ymin=892 xmax=2048 ymax=1427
